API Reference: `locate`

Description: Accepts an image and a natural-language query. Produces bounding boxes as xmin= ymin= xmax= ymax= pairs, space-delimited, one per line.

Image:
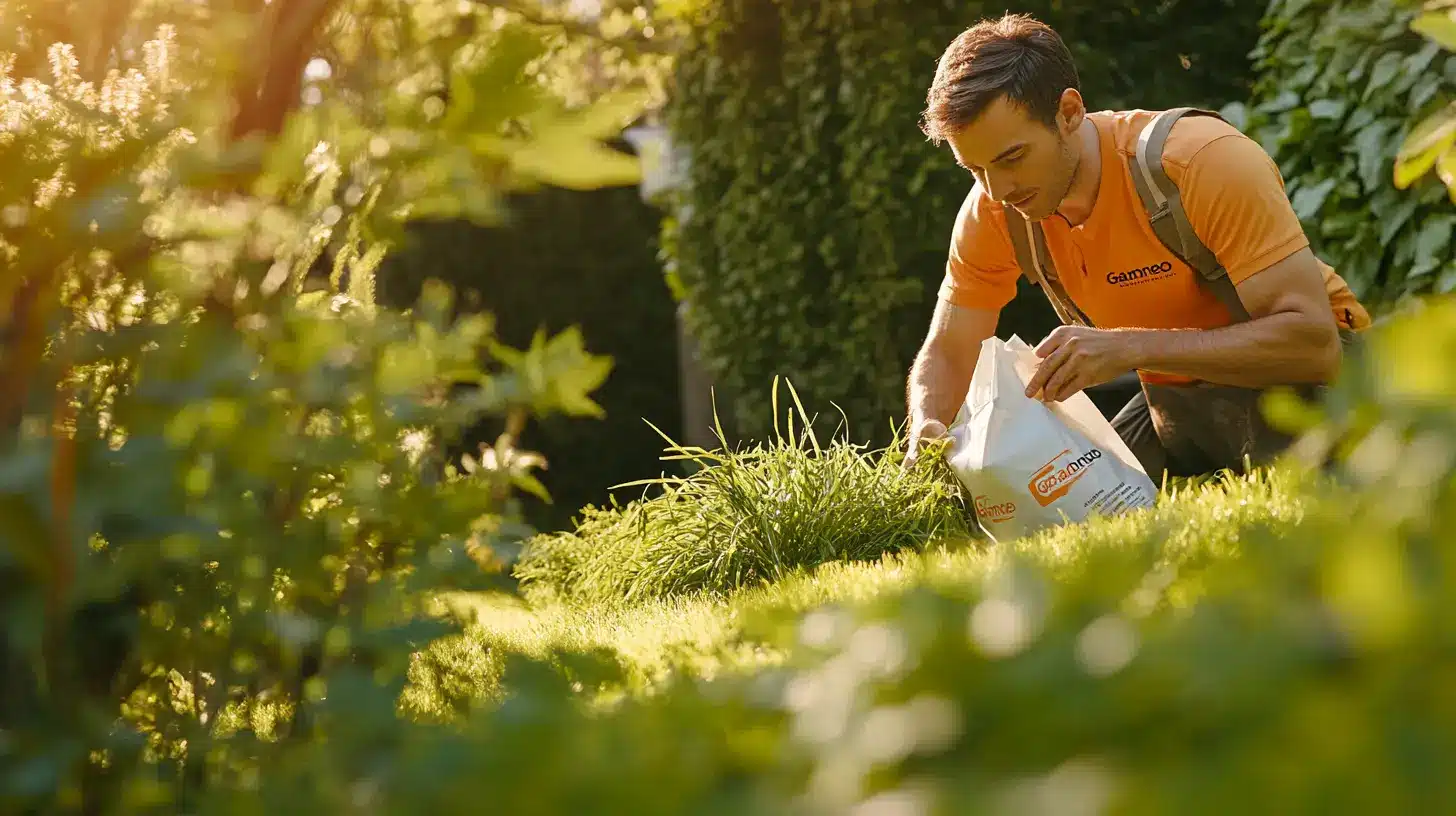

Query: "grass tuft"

xmin=513 ymin=378 xmax=978 ymax=607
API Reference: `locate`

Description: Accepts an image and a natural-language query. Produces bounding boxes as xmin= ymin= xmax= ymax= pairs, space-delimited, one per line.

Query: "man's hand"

xmin=903 ymin=418 xmax=948 ymax=470
xmin=1024 ymin=326 xmax=1141 ymax=403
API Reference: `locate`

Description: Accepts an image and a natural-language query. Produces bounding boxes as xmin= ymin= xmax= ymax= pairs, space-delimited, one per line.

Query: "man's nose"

xmin=984 ymin=170 xmax=1014 ymax=202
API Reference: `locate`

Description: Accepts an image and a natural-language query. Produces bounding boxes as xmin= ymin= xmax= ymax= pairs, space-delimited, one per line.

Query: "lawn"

xmin=407 ymin=465 xmax=1313 ymax=718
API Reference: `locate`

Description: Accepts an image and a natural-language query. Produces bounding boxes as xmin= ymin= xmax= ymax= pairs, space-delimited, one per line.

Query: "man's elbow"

xmin=1301 ymin=315 xmax=1344 ymax=384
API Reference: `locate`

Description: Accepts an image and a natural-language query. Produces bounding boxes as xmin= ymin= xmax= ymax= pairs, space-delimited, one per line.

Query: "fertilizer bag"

xmin=947 ymin=335 xmax=1157 ymax=542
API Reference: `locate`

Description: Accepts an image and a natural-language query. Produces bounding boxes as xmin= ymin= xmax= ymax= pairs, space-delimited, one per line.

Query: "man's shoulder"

xmin=1095 ymin=108 xmax=1254 ymax=170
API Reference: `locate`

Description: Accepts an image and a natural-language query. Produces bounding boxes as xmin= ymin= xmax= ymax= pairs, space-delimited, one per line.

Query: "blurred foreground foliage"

xmin=0 ymin=0 xmax=641 ymax=809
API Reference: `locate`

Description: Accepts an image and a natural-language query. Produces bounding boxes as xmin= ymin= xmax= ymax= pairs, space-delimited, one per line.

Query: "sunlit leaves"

xmin=489 ymin=326 xmax=614 ymax=418
xmin=1412 ymin=2 xmax=1456 ymax=50
xmin=1394 ymin=102 xmax=1456 ymax=194
xmin=1393 ymin=1 xmax=1456 ymax=201
xmin=0 ymin=1 xmax=638 ymax=808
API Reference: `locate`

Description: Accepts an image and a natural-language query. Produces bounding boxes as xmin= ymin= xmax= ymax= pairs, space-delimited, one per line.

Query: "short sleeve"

xmin=1171 ymin=132 xmax=1310 ymax=285
xmin=936 ymin=187 xmax=1022 ymax=311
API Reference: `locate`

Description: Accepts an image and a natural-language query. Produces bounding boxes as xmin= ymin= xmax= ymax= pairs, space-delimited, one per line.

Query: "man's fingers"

xmin=1024 ymin=348 xmax=1065 ymax=399
xmin=1034 ymin=327 xmax=1072 ymax=359
xmin=1041 ymin=363 xmax=1076 ymax=403
xmin=903 ymin=419 xmax=948 ymax=469
xmin=1046 ymin=368 xmax=1087 ymax=403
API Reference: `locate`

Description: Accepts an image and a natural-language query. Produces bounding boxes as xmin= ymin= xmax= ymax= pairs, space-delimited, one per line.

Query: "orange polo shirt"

xmin=938 ymin=109 xmax=1370 ymax=385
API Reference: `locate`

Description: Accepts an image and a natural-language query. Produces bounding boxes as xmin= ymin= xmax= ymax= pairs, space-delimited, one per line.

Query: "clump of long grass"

xmin=514 ymin=378 xmax=977 ymax=607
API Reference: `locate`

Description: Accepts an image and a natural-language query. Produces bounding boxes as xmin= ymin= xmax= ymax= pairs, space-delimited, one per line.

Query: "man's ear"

xmin=1057 ymin=88 xmax=1085 ymax=135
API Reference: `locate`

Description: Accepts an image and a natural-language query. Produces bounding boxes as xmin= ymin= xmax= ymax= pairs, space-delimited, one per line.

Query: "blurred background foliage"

xmin=2 ymin=0 xmax=1456 ymax=812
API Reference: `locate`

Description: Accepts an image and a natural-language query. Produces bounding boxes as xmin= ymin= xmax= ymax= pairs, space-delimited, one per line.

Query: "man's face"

xmin=947 ymin=94 xmax=1080 ymax=222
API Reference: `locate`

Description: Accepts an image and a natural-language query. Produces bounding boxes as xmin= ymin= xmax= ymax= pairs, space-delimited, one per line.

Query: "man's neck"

xmin=1054 ymin=117 xmax=1102 ymax=227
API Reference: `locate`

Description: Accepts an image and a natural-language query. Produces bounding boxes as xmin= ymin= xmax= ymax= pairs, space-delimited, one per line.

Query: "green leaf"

xmin=1410 ymin=215 xmax=1455 ymax=278
xmin=1364 ymin=51 xmax=1404 ymax=100
xmin=1412 ymin=7 xmax=1456 ymax=50
xmin=440 ymin=25 xmax=548 ymax=137
xmin=1355 ymin=120 xmax=1394 ymax=191
xmin=1395 ymin=104 xmax=1456 ymax=188
xmin=507 ymin=138 xmax=643 ymax=191
xmin=1309 ymin=99 xmax=1347 ymax=120
xmin=1436 ymin=262 xmax=1456 ymax=294
xmin=1381 ymin=192 xmax=1423 ymax=246
xmin=1291 ymin=177 xmax=1338 ymax=220
xmin=1411 ymin=74 xmax=1444 ymax=111
xmin=1439 ymin=144 xmax=1456 ymax=202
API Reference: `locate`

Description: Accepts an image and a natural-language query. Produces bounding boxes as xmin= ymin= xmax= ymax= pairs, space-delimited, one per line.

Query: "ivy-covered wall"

xmin=1235 ymin=0 xmax=1456 ymax=310
xmin=663 ymin=0 xmax=1268 ymax=446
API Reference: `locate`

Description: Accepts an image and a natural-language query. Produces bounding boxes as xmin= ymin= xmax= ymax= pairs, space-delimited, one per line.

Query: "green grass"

xmin=406 ymin=465 xmax=1316 ymax=719
xmin=513 ymin=379 xmax=977 ymax=607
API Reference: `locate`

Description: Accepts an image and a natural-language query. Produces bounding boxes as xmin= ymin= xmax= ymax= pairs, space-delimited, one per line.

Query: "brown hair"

xmin=919 ymin=13 xmax=1080 ymax=145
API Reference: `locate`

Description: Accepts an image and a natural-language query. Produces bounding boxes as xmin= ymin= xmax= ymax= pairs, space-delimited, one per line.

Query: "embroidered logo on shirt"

xmin=1105 ymin=260 xmax=1174 ymax=287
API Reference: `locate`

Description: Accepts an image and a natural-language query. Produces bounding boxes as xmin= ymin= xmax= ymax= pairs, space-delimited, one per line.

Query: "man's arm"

xmin=1025 ymin=126 xmax=1347 ymax=404
xmin=907 ymin=298 xmax=998 ymax=431
xmin=1025 ymin=248 xmax=1341 ymax=402
xmin=1121 ymin=247 xmax=1341 ymax=384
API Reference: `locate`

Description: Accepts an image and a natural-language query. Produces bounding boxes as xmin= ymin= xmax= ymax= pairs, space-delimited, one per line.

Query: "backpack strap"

xmin=1003 ymin=205 xmax=1093 ymax=328
xmin=1130 ymin=107 xmax=1252 ymax=324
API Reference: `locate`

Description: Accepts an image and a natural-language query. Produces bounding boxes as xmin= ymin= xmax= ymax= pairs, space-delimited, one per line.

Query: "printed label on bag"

xmin=1028 ymin=447 xmax=1104 ymax=507
xmin=1082 ymin=480 xmax=1156 ymax=516
xmin=974 ymin=495 xmax=1017 ymax=523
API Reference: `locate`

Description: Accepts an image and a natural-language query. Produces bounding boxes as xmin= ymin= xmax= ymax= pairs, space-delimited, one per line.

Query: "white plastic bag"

xmin=946 ymin=335 xmax=1157 ymax=542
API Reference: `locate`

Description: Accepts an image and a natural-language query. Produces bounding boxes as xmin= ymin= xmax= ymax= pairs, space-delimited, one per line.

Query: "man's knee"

xmin=1111 ymin=391 xmax=1167 ymax=482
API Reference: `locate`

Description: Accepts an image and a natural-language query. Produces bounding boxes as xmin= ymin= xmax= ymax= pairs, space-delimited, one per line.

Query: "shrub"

xmin=514 ymin=379 xmax=977 ymax=606
xmin=1235 ymin=0 xmax=1456 ymax=309
xmin=0 ymin=5 xmax=644 ymax=810
xmin=378 ymin=179 xmax=683 ymax=535
xmin=662 ymin=0 xmax=1267 ymax=445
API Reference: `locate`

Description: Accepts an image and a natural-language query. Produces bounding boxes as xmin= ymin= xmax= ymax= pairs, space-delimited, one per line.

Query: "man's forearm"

xmin=1125 ymin=311 xmax=1341 ymax=387
xmin=907 ymin=342 xmax=977 ymax=429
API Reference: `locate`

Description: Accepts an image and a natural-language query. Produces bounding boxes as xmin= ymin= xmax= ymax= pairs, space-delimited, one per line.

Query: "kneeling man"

xmin=905 ymin=13 xmax=1370 ymax=481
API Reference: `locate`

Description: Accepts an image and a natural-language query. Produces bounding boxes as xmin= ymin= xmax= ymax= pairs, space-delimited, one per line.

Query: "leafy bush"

xmin=662 ymin=0 xmax=1267 ymax=445
xmin=378 ymin=179 xmax=683 ymax=535
xmin=514 ymin=380 xmax=976 ymax=606
xmin=1235 ymin=0 xmax=1456 ymax=308
xmin=0 ymin=4 xmax=645 ymax=810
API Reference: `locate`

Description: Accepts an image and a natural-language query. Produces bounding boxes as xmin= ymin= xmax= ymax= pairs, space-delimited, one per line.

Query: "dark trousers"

xmin=1112 ymin=381 xmax=1301 ymax=482
xmin=1111 ymin=330 xmax=1360 ymax=482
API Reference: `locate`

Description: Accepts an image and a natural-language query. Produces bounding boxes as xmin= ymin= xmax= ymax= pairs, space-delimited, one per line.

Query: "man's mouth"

xmin=1009 ymin=191 xmax=1037 ymax=209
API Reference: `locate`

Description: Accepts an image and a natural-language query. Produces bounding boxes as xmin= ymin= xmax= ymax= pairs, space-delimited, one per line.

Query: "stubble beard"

xmin=1044 ymin=135 xmax=1080 ymax=221
xmin=1019 ymin=134 xmax=1080 ymax=223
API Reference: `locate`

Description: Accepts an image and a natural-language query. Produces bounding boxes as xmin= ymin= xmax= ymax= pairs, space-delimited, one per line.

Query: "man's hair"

xmin=919 ymin=13 xmax=1080 ymax=145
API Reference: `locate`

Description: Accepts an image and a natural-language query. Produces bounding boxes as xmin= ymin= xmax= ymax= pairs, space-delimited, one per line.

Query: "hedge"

xmin=1234 ymin=0 xmax=1456 ymax=310
xmin=662 ymin=0 xmax=1267 ymax=446
xmin=378 ymin=178 xmax=683 ymax=533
